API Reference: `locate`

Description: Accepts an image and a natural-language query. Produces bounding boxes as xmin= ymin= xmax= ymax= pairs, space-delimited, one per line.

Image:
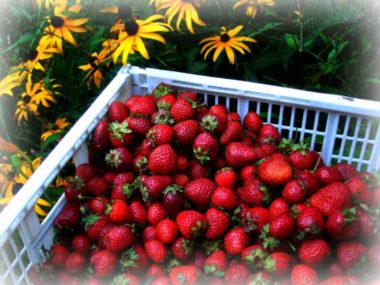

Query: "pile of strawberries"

xmin=31 ymin=84 xmax=380 ymax=285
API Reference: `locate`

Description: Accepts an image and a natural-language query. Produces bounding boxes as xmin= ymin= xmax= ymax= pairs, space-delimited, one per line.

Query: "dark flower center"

xmin=51 ymin=16 xmax=64 ymax=28
xmin=118 ymin=4 xmax=132 ymax=20
xmin=89 ymin=56 xmax=98 ymax=68
xmin=22 ymin=95 xmax=31 ymax=104
xmin=220 ymin=33 xmax=230 ymax=43
xmin=27 ymin=50 xmax=38 ymax=61
xmin=125 ymin=20 xmax=139 ymax=35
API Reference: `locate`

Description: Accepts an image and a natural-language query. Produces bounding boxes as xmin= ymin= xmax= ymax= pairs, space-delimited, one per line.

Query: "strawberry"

xmin=145 ymin=239 xmax=168 ymax=263
xmin=130 ymin=96 xmax=157 ymax=116
xmin=356 ymin=206 xmax=377 ymax=240
xmin=173 ymin=174 xmax=189 ymax=187
xmin=291 ymin=264 xmax=319 ymax=285
xmin=104 ymin=225 xmax=135 ymax=253
xmin=176 ymin=210 xmax=207 ymax=239
xmin=241 ymin=244 xmax=266 ymax=268
xmin=178 ymin=91 xmax=197 ymax=101
xmin=247 ymin=271 xmax=272 ymax=285
xmin=54 ymin=203 xmax=81 ymax=230
xmin=209 ymin=104 xmax=228 ymax=116
xmin=188 ymin=159 xmax=211 ymax=180
xmin=316 ymin=166 xmax=343 ymax=185
xmin=90 ymin=249 xmax=118 ymax=277
xmin=145 ymin=264 xmax=165 ymax=279
xmin=225 ymin=142 xmax=257 ymax=168
xmin=219 ymin=121 xmax=243 ymax=145
xmin=211 ymin=187 xmax=238 ymax=210
xmin=105 ymin=147 xmax=133 ymax=171
xmin=170 ymin=98 xmax=197 ymax=123
xmin=142 ymin=226 xmax=157 ymax=242
xmin=224 ymin=262 xmax=250 ymax=285
xmin=147 ymin=124 xmax=174 ymax=147
xmin=136 ymin=138 xmax=154 ymax=157
xmin=173 ymin=120 xmax=199 ymax=146
xmin=268 ymin=213 xmax=295 ymax=240
xmin=64 ymin=177 xmax=85 ymax=202
xmin=151 ymin=276 xmax=171 ymax=285
xmin=296 ymin=206 xmax=325 ymax=236
xmin=239 ymin=165 xmax=258 ymax=183
xmin=103 ymin=171 xmax=116 ymax=184
xmin=148 ymin=144 xmax=177 ymax=175
xmin=289 ymin=149 xmax=317 ymax=171
xmin=64 ymin=252 xmax=86 ymax=273
xmin=258 ymin=124 xmax=280 ymax=145
xmin=113 ymin=171 xmax=135 ymax=186
xmin=125 ymin=95 xmax=140 ymax=111
xmin=91 ymin=120 xmax=111 ymax=152
xmin=204 ymin=250 xmax=228 ymax=277
xmin=169 ymin=265 xmax=201 ymax=285
xmin=258 ymin=154 xmax=293 ymax=186
xmin=86 ymin=277 xmax=104 ymax=285
xmin=326 ymin=207 xmax=358 ymax=240
xmin=298 ymin=239 xmax=331 ymax=266
xmin=282 ymin=180 xmax=306 ymax=204
xmin=141 ymin=175 xmax=174 ymax=200
xmin=205 ymin=208 xmax=230 ymax=240
xmin=337 ymin=241 xmax=367 ymax=270
xmin=163 ymin=184 xmax=186 ymax=218
xmin=83 ymin=215 xmax=110 ymax=241
xmin=268 ymin=198 xmax=290 ymax=220
xmin=200 ymin=112 xmax=227 ymax=134
xmin=120 ymin=245 xmax=148 ymax=274
xmin=223 ymin=226 xmax=250 ymax=255
xmin=108 ymin=101 xmax=128 ymax=122
xmin=226 ymin=112 xmax=241 ymax=122
xmin=50 ymin=244 xmax=70 ymax=267
xmin=152 ymin=83 xmax=175 ymax=98
xmin=106 ymin=199 xmax=132 ymax=224
xmin=310 ymin=182 xmax=351 ymax=216
xmin=296 ymin=170 xmax=320 ymax=195
xmin=171 ymin=237 xmax=194 ymax=260
xmin=112 ymin=274 xmax=140 ymax=285
xmin=243 ymin=111 xmax=263 ymax=133
xmin=129 ymin=200 xmax=148 ymax=225
xmin=264 ymin=252 xmax=294 ymax=277
xmin=86 ymin=176 xmax=109 ymax=196
xmin=126 ymin=116 xmax=151 ymax=136
xmin=108 ymin=121 xmax=134 ymax=147
xmin=326 ymin=262 xmax=344 ymax=277
xmin=157 ymin=94 xmax=176 ymax=109
xmin=334 ymin=162 xmax=359 ymax=180
xmin=72 ymin=234 xmax=92 ymax=254
xmin=319 ymin=275 xmax=360 ymax=285
xmin=147 ymin=202 xmax=168 ymax=226
xmin=76 ymin=163 xmax=97 ymax=183
xmin=243 ymin=207 xmax=269 ymax=233
xmin=156 ymin=219 xmax=178 ymax=244
xmin=238 ymin=177 xmax=270 ymax=207
xmin=176 ymin=155 xmax=190 ymax=172
xmin=214 ymin=167 xmax=237 ymax=188
xmin=253 ymin=144 xmax=277 ymax=160
xmin=346 ymin=177 xmax=371 ymax=204
xmin=193 ymin=132 xmax=219 ymax=163
xmin=184 ymin=178 xmax=215 ymax=210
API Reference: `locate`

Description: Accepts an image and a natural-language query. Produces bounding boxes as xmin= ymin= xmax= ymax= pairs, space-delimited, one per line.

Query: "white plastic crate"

xmin=1 ymin=65 xmax=380 ymax=284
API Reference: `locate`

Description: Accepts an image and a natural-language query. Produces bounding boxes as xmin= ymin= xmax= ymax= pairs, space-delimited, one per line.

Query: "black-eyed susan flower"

xmin=200 ymin=25 xmax=256 ymax=64
xmin=0 ymin=71 xmax=22 ymax=97
xmin=41 ymin=117 xmax=70 ymax=142
xmin=78 ymin=48 xmax=111 ymax=88
xmin=15 ymin=79 xmax=59 ymax=124
xmin=111 ymin=15 xmax=171 ymax=65
xmin=153 ymin=0 xmax=206 ymax=34
xmin=41 ymin=8 xmax=88 ymax=52
xmin=233 ymin=0 xmax=275 ymax=18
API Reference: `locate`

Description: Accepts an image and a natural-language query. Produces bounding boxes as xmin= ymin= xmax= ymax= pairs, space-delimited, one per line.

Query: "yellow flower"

xmin=54 ymin=176 xmax=68 ymax=188
xmin=41 ymin=117 xmax=70 ymax=142
xmin=153 ymin=0 xmax=206 ymax=34
xmin=233 ymin=0 xmax=275 ymax=18
xmin=41 ymin=8 xmax=88 ymax=52
xmin=78 ymin=48 xmax=111 ymax=88
xmin=0 ymin=181 xmax=15 ymax=205
xmin=34 ymin=198 xmax=51 ymax=217
xmin=0 ymin=72 xmax=22 ymax=97
xmin=14 ymin=157 xmax=42 ymax=184
xmin=200 ymin=25 xmax=256 ymax=64
xmin=15 ymin=79 xmax=59 ymax=124
xmin=36 ymin=0 xmax=81 ymax=13
xmin=111 ymin=15 xmax=171 ymax=65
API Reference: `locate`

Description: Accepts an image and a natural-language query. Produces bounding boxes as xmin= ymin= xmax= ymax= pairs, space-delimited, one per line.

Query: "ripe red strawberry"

xmin=291 ymin=264 xmax=319 ymax=285
xmin=173 ymin=174 xmax=189 ymax=187
xmin=268 ymin=213 xmax=295 ymax=240
xmin=64 ymin=177 xmax=85 ymax=202
xmin=125 ymin=95 xmax=140 ymax=111
xmin=103 ymin=171 xmax=116 ymax=184
xmin=346 ymin=177 xmax=371 ymax=204
xmin=50 ymin=244 xmax=70 ymax=267
xmin=151 ymin=276 xmax=171 ymax=285
xmin=178 ymin=91 xmax=197 ymax=101
xmin=316 ymin=166 xmax=343 ymax=185
xmin=91 ymin=120 xmax=111 ymax=152
xmin=126 ymin=116 xmax=151 ymax=136
xmin=243 ymin=207 xmax=269 ymax=233
xmin=239 ymin=165 xmax=257 ymax=183
xmin=219 ymin=121 xmax=243 ymax=145
xmin=223 ymin=226 xmax=250 ymax=255
xmin=200 ymin=112 xmax=227 ymax=134
xmin=90 ymin=249 xmax=118 ymax=277
xmin=171 ymin=237 xmax=194 ymax=260
xmin=224 ymin=262 xmax=250 ymax=285
xmin=225 ymin=142 xmax=256 ymax=168
xmin=105 ymin=147 xmax=133 ymax=171
xmin=264 ymin=252 xmax=295 ymax=277
xmin=84 ymin=215 xmax=110 ymax=241
xmin=193 ymin=132 xmax=219 ymax=163
xmin=156 ymin=219 xmax=178 ymax=244
xmin=282 ymin=180 xmax=306 ymax=204
xmin=173 ymin=120 xmax=199 ymax=146
xmin=176 ymin=154 xmax=189 ymax=172
xmin=86 ymin=176 xmax=109 ymax=197
xmin=356 ymin=206 xmax=377 ymax=240
xmin=145 ymin=264 xmax=165 ymax=279
xmin=130 ymin=96 xmax=157 ymax=116
xmin=334 ymin=162 xmax=359 ymax=180
xmin=310 ymin=182 xmax=351 ymax=216
xmin=103 ymin=225 xmax=135 ymax=253
xmin=147 ymin=203 xmax=168 ymax=226
xmin=145 ymin=239 xmax=168 ymax=263
xmin=163 ymin=185 xmax=186 ymax=218
xmin=326 ymin=208 xmax=358 ymax=240
xmin=298 ymin=239 xmax=331 ymax=266
xmin=108 ymin=100 xmax=128 ymax=122
xmin=269 ymin=198 xmax=290 ymax=220
xmin=113 ymin=171 xmax=135 ymax=186
xmin=214 ymin=167 xmax=237 ymax=188
xmin=169 ymin=265 xmax=201 ymax=285
xmin=148 ymin=144 xmax=177 ymax=175
xmin=129 ymin=200 xmax=147 ymax=225
xmin=141 ymin=175 xmax=174 ymax=200
xmin=296 ymin=206 xmax=325 ymax=236
xmin=258 ymin=154 xmax=293 ymax=186
xmin=296 ymin=170 xmax=320 ymax=195
xmin=205 ymin=208 xmax=230 ymax=240
xmin=147 ymin=124 xmax=174 ymax=147
xmin=72 ymin=234 xmax=92 ymax=254
xmin=106 ymin=199 xmax=132 ymax=224
xmin=170 ymin=98 xmax=196 ymax=122
xmin=258 ymin=124 xmax=280 ymax=145
xmin=337 ymin=241 xmax=367 ymax=270
xmin=237 ymin=177 xmax=270 ymax=207
xmin=184 ymin=178 xmax=215 ymax=210
xmin=227 ymin=112 xmax=241 ymax=122
xmin=142 ymin=226 xmax=157 ymax=242
xmin=54 ymin=203 xmax=81 ymax=230
xmin=211 ymin=187 xmax=238 ymax=210
xmin=176 ymin=210 xmax=207 ymax=239
xmin=204 ymin=249 xmax=228 ymax=277
xmin=64 ymin=252 xmax=86 ymax=273
xmin=289 ymin=149 xmax=317 ymax=170
xmin=76 ymin=163 xmax=97 ymax=183
xmin=112 ymin=273 xmax=140 ymax=285
xmin=209 ymin=104 xmax=228 ymax=116
xmin=119 ymin=245 xmax=148 ymax=274
xmin=157 ymin=94 xmax=176 ymax=109
xmin=108 ymin=121 xmax=134 ymax=147
xmin=243 ymin=111 xmax=263 ymax=133
xmin=241 ymin=244 xmax=266 ymax=268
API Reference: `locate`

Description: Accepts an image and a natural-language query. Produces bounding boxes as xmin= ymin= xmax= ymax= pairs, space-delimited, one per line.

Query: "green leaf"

xmin=42 ymin=133 xmax=62 ymax=149
xmin=188 ymin=62 xmax=208 ymax=74
xmin=284 ymin=33 xmax=299 ymax=50
xmin=11 ymin=154 xmax=22 ymax=172
xmin=0 ymin=33 xmax=35 ymax=55
xmin=366 ymin=77 xmax=380 ymax=85
xmin=248 ymin=22 xmax=283 ymax=38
